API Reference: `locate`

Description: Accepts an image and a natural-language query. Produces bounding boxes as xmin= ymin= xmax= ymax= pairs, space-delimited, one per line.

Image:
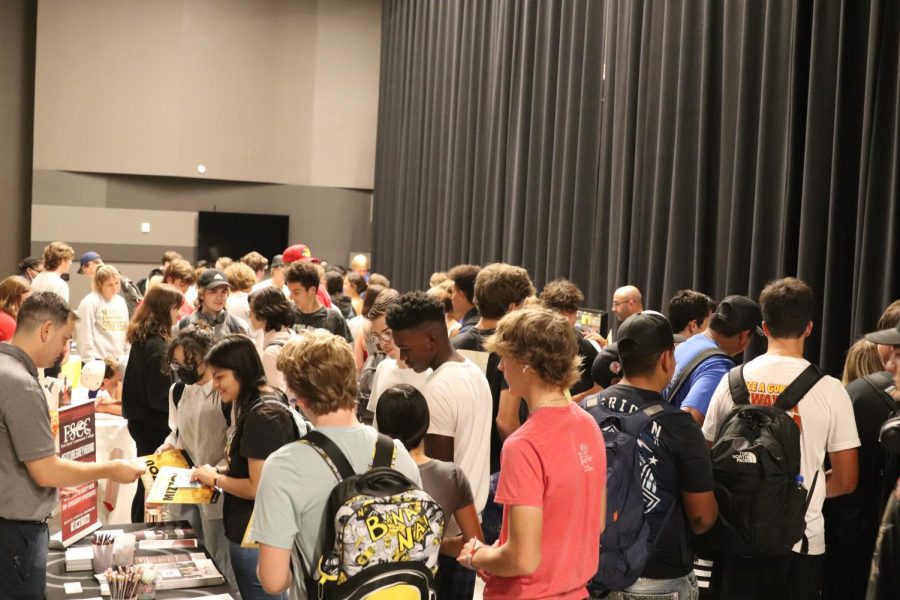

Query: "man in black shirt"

xmin=824 ymin=304 xmax=900 ymax=600
xmin=285 ymin=262 xmax=352 ymax=342
xmin=592 ymin=311 xmax=717 ymax=598
xmin=448 ymin=264 xmax=481 ymax=334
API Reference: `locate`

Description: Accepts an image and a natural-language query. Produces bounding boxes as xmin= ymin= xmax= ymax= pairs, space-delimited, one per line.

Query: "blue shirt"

xmin=665 ymin=334 xmax=733 ymax=415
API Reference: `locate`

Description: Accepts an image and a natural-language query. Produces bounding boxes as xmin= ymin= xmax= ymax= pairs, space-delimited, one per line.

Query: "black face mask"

xmin=176 ymin=366 xmax=202 ymax=385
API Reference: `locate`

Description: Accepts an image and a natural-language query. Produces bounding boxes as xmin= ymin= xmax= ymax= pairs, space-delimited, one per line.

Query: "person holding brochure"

xmin=0 ymin=292 xmax=145 ymax=599
xmin=154 ymin=324 xmax=235 ymax=590
xmin=190 ymin=334 xmax=300 ymax=600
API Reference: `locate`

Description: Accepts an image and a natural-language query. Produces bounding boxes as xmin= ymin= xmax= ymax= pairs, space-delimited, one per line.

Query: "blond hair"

xmin=485 ymin=307 xmax=580 ymax=389
xmin=277 ymin=329 xmax=358 ymax=415
xmin=225 ymin=262 xmax=257 ymax=292
xmin=842 ymin=338 xmax=884 ymax=386
xmin=94 ymin=264 xmax=120 ymax=290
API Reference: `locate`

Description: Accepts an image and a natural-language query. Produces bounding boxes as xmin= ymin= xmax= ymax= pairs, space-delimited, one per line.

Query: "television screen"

xmin=197 ymin=211 xmax=289 ymax=263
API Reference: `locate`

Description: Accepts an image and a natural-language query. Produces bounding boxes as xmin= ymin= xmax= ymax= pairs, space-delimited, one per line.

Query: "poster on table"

xmin=57 ymin=400 xmax=102 ymax=546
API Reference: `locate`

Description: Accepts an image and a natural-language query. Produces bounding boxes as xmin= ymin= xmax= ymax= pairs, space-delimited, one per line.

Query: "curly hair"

xmin=127 ymin=284 xmax=184 ymax=344
xmin=240 ymin=251 xmax=269 ymax=273
xmin=166 ymin=324 xmax=216 ymax=373
xmin=485 ymin=307 xmax=580 ymax=389
xmin=285 ymin=261 xmax=322 ymax=291
xmin=249 ymin=286 xmax=295 ymax=331
xmin=474 ymin=263 xmax=534 ymax=320
xmin=277 ymin=329 xmax=357 ymax=415
xmin=42 ymin=242 xmax=75 ymax=271
xmin=386 ymin=292 xmax=446 ymax=331
xmin=540 ymin=279 xmax=585 ymax=315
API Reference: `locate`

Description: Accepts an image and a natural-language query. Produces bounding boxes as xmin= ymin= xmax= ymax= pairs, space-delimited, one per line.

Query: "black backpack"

xmin=119 ymin=276 xmax=143 ymax=318
xmin=665 ymin=347 xmax=731 ymax=404
xmin=296 ymin=431 xmax=443 ymax=600
xmin=866 ymin=372 xmax=900 ymax=454
xmin=708 ymin=363 xmax=824 ymax=557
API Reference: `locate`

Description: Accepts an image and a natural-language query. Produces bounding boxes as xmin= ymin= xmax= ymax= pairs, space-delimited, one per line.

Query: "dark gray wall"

xmin=0 ymin=0 xmax=36 ymax=275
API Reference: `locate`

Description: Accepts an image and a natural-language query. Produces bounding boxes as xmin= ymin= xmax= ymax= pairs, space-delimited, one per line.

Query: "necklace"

xmin=529 ymin=396 xmax=569 ymax=413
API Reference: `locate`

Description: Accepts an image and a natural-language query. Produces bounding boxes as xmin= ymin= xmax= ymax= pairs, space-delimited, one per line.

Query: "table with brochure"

xmin=45 ymin=522 xmax=233 ymax=600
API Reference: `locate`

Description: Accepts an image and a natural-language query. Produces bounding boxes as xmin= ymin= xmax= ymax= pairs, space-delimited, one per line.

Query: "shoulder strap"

xmin=265 ymin=340 xmax=286 ymax=350
xmin=172 ymin=381 xmax=186 ymax=408
xmin=775 ymin=364 xmax=825 ymax=411
xmin=372 ymin=434 xmax=396 ymax=468
xmin=862 ymin=372 xmax=898 ymax=412
xmin=728 ymin=365 xmax=749 ymax=405
xmin=668 ymin=347 xmax=731 ymax=402
xmin=302 ymin=430 xmax=356 ymax=481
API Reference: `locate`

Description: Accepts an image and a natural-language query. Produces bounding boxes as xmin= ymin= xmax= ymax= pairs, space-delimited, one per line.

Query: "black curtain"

xmin=373 ymin=0 xmax=900 ymax=375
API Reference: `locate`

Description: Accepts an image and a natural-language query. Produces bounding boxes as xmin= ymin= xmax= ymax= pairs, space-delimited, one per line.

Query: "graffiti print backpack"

xmin=298 ymin=430 xmax=444 ymax=600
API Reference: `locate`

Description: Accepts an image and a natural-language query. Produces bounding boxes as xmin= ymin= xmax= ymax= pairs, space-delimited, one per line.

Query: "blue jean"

xmin=229 ymin=540 xmax=287 ymax=600
xmin=610 ymin=573 xmax=699 ymax=600
xmin=0 ymin=521 xmax=49 ymax=600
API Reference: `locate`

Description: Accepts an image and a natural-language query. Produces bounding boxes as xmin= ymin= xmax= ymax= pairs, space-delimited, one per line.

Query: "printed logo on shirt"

xmin=732 ymin=451 xmax=757 ymax=464
xmin=578 ymin=443 xmax=595 ymax=472
xmin=743 ymin=379 xmax=803 ymax=432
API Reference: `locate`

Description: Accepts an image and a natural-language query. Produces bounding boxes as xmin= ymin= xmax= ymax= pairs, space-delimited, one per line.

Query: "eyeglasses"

xmin=611 ymin=300 xmax=631 ymax=308
xmin=369 ymin=328 xmax=393 ymax=344
xmin=169 ymin=362 xmax=196 ymax=372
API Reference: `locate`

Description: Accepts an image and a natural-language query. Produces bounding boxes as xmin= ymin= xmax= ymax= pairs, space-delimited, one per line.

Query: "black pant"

xmin=0 ymin=520 xmax=49 ymax=600
xmin=710 ymin=552 xmax=824 ymax=600
xmin=127 ymin=420 xmax=171 ymax=523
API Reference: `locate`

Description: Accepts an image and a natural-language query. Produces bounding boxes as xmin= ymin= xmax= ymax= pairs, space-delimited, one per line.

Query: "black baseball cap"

xmin=865 ymin=322 xmax=900 ymax=346
xmin=592 ymin=343 xmax=624 ymax=388
xmin=198 ymin=269 xmax=230 ymax=290
xmin=617 ymin=311 xmax=675 ymax=358
xmin=710 ymin=295 xmax=763 ymax=336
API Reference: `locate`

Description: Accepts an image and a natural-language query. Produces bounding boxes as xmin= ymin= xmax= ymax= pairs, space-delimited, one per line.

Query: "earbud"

xmin=522 ymin=365 xmax=530 ymax=374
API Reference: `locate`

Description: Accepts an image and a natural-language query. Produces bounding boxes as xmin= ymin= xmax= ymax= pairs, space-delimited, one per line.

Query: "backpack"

xmin=119 ymin=276 xmax=143 ymax=318
xmin=296 ymin=430 xmax=444 ymax=600
xmin=708 ymin=364 xmax=824 ymax=557
xmin=665 ymin=347 xmax=730 ymax=405
xmin=580 ymin=394 xmax=681 ymax=594
xmin=866 ymin=372 xmax=900 ymax=454
xmin=357 ymin=350 xmax=386 ymax=426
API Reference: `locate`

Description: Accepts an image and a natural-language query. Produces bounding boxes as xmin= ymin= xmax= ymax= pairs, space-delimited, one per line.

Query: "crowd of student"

xmin=0 ymin=240 xmax=898 ymax=600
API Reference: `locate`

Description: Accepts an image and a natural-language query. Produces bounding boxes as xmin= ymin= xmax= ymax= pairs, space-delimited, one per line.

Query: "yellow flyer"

xmin=139 ymin=448 xmax=191 ymax=490
xmin=146 ymin=466 xmax=220 ymax=505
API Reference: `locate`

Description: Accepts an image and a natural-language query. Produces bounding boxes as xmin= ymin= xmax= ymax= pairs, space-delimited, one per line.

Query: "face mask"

xmin=176 ymin=366 xmax=202 ymax=385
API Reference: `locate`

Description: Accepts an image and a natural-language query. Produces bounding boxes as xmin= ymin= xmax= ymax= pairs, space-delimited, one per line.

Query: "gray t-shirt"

xmin=418 ymin=459 xmax=475 ymax=523
xmin=0 ymin=344 xmax=58 ymax=520
xmin=251 ymin=424 xmax=421 ymax=600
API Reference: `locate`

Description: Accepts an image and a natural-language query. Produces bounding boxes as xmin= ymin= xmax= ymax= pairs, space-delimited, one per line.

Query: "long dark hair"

xmin=205 ymin=334 xmax=268 ymax=418
xmin=375 ymin=384 xmax=430 ymax=451
xmin=127 ymin=284 xmax=183 ymax=344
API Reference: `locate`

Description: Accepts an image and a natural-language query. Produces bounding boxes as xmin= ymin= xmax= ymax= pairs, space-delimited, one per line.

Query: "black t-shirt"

xmin=224 ymin=393 xmax=299 ymax=543
xmin=293 ymin=305 xmax=353 ymax=343
xmin=452 ymin=327 xmax=507 ymax=473
xmin=824 ymin=372 xmax=898 ymax=559
xmin=596 ymin=384 xmax=714 ymax=579
xmin=571 ymin=334 xmax=599 ymax=396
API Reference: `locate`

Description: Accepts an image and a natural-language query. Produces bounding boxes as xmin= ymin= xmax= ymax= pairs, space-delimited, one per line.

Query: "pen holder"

xmin=92 ymin=541 xmax=114 ymax=574
xmin=136 ymin=569 xmax=157 ymax=600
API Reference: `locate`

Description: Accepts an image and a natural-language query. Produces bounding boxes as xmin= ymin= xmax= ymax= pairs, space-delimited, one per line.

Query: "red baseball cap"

xmin=282 ymin=244 xmax=320 ymax=264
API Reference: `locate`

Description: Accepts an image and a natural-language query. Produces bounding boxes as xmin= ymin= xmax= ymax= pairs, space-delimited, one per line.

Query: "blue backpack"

xmin=580 ymin=395 xmax=679 ymax=595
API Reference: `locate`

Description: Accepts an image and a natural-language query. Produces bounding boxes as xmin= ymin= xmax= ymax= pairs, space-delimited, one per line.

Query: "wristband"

xmin=213 ymin=474 xmax=221 ymax=490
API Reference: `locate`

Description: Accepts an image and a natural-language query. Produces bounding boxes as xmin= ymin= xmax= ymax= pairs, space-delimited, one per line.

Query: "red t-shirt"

xmin=0 ymin=312 xmax=16 ymax=342
xmin=485 ymin=402 xmax=606 ymax=599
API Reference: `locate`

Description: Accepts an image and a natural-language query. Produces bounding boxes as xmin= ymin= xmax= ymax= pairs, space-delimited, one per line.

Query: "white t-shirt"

xmin=31 ymin=271 xmax=69 ymax=303
xmin=702 ymin=353 xmax=860 ymax=555
xmin=251 ymin=278 xmax=290 ymax=299
xmin=367 ymin=358 xmax=432 ymax=418
xmin=420 ymin=358 xmax=492 ymax=515
xmin=226 ymin=291 xmax=251 ymax=324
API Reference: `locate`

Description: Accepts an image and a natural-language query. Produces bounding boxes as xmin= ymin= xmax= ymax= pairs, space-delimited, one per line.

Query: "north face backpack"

xmin=297 ymin=430 xmax=444 ymax=600
xmin=580 ymin=395 xmax=681 ymax=595
xmin=708 ymin=364 xmax=824 ymax=557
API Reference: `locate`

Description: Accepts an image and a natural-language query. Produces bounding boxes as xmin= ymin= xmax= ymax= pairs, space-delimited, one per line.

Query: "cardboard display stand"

xmin=50 ymin=401 xmax=102 ymax=548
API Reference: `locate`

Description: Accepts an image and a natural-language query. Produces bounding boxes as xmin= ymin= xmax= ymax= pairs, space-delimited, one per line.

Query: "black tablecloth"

xmin=46 ymin=522 xmax=234 ymax=599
